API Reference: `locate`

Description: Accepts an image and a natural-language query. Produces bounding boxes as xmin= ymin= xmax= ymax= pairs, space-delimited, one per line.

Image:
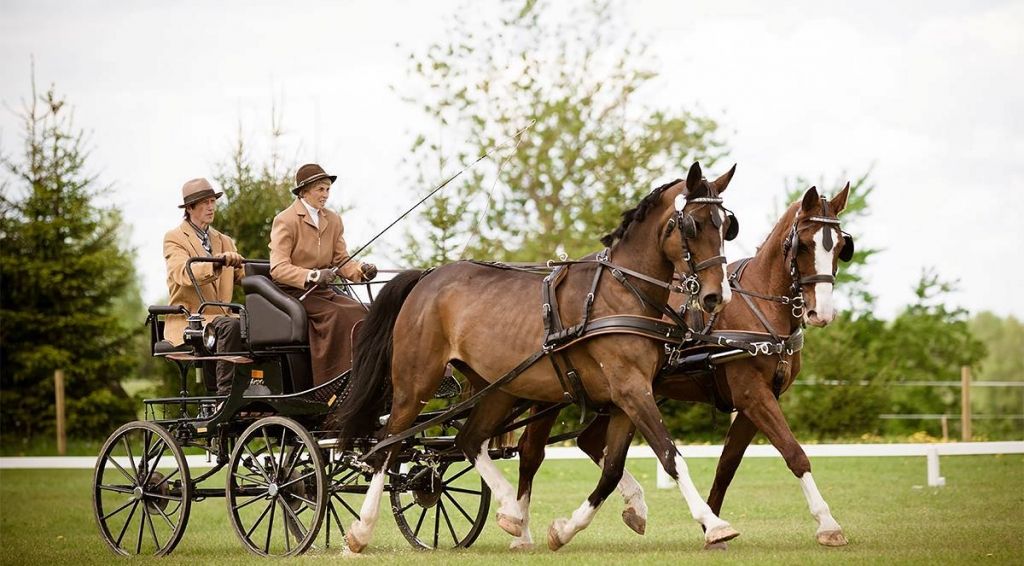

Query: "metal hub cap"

xmin=133 ymin=486 xmax=144 ymax=500
xmin=268 ymin=483 xmax=279 ymax=497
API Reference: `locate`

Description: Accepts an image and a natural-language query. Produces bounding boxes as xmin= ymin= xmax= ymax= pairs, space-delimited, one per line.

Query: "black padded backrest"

xmin=244 ymin=262 xmax=271 ymax=278
xmin=242 ymin=275 xmax=308 ymax=346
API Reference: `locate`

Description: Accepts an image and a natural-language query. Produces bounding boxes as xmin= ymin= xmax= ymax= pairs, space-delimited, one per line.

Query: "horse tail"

xmin=329 ymin=269 xmax=425 ymax=442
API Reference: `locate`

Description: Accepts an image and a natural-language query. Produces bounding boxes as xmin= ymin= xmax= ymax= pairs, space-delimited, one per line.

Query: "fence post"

xmin=54 ymin=369 xmax=66 ymax=456
xmin=960 ymin=366 xmax=972 ymax=442
xmin=940 ymin=414 xmax=949 ymax=442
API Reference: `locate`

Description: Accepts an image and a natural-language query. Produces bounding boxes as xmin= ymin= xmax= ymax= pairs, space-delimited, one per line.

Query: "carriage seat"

xmin=241 ymin=263 xmax=309 ymax=347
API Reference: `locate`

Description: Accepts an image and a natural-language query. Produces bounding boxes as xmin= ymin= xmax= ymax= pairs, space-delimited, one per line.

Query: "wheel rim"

xmin=390 ymin=459 xmax=491 ymax=549
xmin=320 ymin=448 xmax=368 ymax=548
xmin=226 ymin=416 xmax=327 ymax=556
xmin=92 ymin=421 xmax=191 ymax=556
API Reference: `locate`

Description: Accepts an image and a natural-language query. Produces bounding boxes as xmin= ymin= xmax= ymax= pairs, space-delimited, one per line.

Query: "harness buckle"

xmin=684 ymin=276 xmax=701 ymax=296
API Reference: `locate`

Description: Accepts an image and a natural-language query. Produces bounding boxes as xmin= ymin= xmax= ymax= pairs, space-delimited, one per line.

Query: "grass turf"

xmin=1 ymin=454 xmax=1021 ymax=565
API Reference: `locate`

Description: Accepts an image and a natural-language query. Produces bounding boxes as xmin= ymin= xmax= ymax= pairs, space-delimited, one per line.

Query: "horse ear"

xmin=831 ymin=182 xmax=851 ymax=214
xmin=801 ymin=186 xmax=819 ymax=212
xmin=711 ymin=164 xmax=737 ymax=194
xmin=686 ymin=162 xmax=703 ymax=194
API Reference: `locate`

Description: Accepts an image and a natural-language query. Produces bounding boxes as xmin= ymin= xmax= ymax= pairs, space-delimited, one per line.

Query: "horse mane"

xmin=600 ymin=179 xmax=682 ymax=247
xmin=755 ymin=201 xmax=801 ymax=254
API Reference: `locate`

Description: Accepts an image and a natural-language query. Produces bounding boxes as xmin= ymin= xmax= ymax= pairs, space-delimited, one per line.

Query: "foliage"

xmin=397 ymin=0 xmax=725 ymax=267
xmin=969 ymin=312 xmax=1024 ymax=437
xmin=0 ymin=76 xmax=137 ymax=440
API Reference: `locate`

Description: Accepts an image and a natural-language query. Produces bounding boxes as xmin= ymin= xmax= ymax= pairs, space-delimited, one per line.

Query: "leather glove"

xmin=218 ymin=251 xmax=244 ymax=268
xmin=307 ymin=268 xmax=336 ymax=289
xmin=361 ymin=263 xmax=378 ymax=281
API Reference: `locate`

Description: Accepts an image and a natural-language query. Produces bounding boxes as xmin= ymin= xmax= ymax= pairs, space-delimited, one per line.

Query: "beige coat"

xmin=269 ymin=199 xmax=365 ymax=289
xmin=163 ymin=221 xmax=242 ymax=345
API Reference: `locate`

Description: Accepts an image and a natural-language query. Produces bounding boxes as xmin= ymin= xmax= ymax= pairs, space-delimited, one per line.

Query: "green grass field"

xmin=1 ymin=455 xmax=1021 ymax=565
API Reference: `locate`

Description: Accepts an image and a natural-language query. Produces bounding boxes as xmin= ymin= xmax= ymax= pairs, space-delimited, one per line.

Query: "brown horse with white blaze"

xmin=331 ymin=162 xmax=743 ymax=553
xmin=512 ymin=184 xmax=854 ymax=550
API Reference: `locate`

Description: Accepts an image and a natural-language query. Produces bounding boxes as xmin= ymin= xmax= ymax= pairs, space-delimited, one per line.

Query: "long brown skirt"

xmin=282 ymin=286 xmax=368 ymax=386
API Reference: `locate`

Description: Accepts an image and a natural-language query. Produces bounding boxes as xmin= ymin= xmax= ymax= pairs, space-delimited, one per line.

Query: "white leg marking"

xmin=473 ymin=440 xmax=521 ymax=520
xmin=811 ymin=228 xmax=836 ymax=323
xmin=799 ymin=472 xmax=842 ymax=533
xmin=509 ymin=493 xmax=534 ymax=549
xmin=671 ymin=454 xmax=730 ymax=534
xmin=551 ymin=500 xmax=601 ymax=546
xmin=598 ymin=456 xmax=648 ymax=522
xmin=349 ymin=456 xmax=390 ymax=548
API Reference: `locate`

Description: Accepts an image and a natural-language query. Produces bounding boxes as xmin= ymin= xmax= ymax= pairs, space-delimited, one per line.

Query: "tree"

xmin=397 ymin=0 xmax=725 ymax=267
xmin=969 ymin=312 xmax=1024 ymax=437
xmin=0 ymin=75 xmax=138 ymax=441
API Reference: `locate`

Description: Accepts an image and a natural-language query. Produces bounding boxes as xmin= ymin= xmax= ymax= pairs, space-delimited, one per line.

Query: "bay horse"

xmin=331 ymin=162 xmax=743 ymax=553
xmin=512 ymin=184 xmax=854 ymax=550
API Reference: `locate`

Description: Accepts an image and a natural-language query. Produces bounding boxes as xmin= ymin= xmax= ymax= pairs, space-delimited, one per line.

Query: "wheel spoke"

xmin=276 ymin=470 xmax=315 ymax=491
xmin=332 ymin=468 xmax=359 ymax=485
xmin=140 ymin=429 xmax=152 ymax=483
xmin=115 ymin=500 xmax=140 ymax=547
xmin=233 ymin=491 xmax=270 ymax=512
xmin=280 ymin=500 xmax=292 ymax=553
xmin=284 ymin=491 xmax=316 ymax=508
xmin=263 ymin=496 xmax=278 ymax=554
xmin=243 ymin=443 xmax=272 ymax=481
xmin=245 ymin=499 xmax=275 ymax=539
xmin=328 ymin=499 xmax=346 ymax=534
xmin=442 ymin=464 xmax=474 ymax=486
xmin=232 ymin=470 xmax=270 ymax=487
xmin=100 ymin=497 xmax=137 ymax=521
xmin=135 ymin=499 xmax=146 ymax=554
xmin=398 ymin=499 xmax=417 ymax=514
xmin=122 ymin=436 xmax=139 ymax=483
xmin=412 ymin=504 xmax=428 ymax=538
xmin=282 ymin=499 xmax=308 ymax=542
xmin=333 ymin=493 xmax=360 ymax=518
xmin=145 ymin=502 xmax=161 ymax=550
xmin=152 ymin=498 xmax=177 ymax=529
xmin=276 ymin=427 xmax=288 ymax=476
xmin=99 ymin=484 xmax=135 ymax=495
xmin=442 ymin=491 xmax=474 ymax=523
xmin=144 ymin=492 xmax=182 ymax=502
xmin=143 ymin=439 xmax=166 ymax=486
xmin=108 ymin=455 xmax=136 ymax=486
xmin=432 ymin=503 xmax=440 ymax=548
xmin=445 ymin=486 xmax=482 ymax=496
xmin=261 ymin=428 xmax=278 ymax=478
xmin=439 ymin=500 xmax=459 ymax=546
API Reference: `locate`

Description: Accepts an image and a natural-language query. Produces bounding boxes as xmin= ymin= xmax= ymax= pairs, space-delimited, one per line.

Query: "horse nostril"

xmin=702 ymin=293 xmax=721 ymax=312
xmin=807 ymin=310 xmax=817 ymax=319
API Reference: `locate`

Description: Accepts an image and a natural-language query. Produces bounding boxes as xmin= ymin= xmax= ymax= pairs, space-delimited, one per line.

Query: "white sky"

xmin=1 ymin=0 xmax=1022 ymax=318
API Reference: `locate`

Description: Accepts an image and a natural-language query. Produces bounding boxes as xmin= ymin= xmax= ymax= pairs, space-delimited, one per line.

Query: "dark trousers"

xmin=205 ymin=315 xmax=243 ymax=395
xmin=281 ymin=287 xmax=367 ymax=387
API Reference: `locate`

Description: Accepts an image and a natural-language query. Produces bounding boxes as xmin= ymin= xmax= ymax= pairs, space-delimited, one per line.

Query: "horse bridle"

xmin=780 ymin=197 xmax=855 ymax=318
xmin=664 ymin=191 xmax=739 ymax=297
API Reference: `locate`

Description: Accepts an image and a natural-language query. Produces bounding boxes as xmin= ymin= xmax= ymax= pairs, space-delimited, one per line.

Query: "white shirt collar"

xmin=300 ymin=198 xmax=320 ymax=228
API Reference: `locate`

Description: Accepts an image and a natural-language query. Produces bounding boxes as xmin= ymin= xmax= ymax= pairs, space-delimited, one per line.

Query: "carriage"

xmin=92 ymin=166 xmax=853 ymax=556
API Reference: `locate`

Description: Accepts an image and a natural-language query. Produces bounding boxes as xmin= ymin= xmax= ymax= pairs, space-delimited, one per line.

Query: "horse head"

xmin=653 ymin=162 xmax=738 ymax=313
xmin=786 ymin=183 xmax=854 ymax=326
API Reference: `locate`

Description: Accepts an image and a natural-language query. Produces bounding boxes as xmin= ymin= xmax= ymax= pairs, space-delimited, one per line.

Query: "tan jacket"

xmin=269 ymin=199 xmax=365 ymax=289
xmin=162 ymin=221 xmax=243 ymax=345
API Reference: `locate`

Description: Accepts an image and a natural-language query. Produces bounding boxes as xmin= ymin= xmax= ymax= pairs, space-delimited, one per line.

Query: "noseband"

xmin=664 ymin=193 xmax=739 ymax=297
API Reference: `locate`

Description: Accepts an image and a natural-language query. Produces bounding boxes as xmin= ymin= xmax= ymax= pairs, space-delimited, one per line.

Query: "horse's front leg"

xmin=614 ymin=382 xmax=739 ymax=546
xmin=702 ymin=410 xmax=759 ymax=550
xmin=742 ymin=387 xmax=848 ymax=547
xmin=510 ymin=404 xmax=559 ymax=550
xmin=576 ymin=414 xmax=648 ymax=535
xmin=547 ymin=408 xmax=635 ymax=550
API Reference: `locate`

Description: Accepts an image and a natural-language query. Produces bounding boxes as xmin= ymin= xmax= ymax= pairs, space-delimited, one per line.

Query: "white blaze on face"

xmin=811 ymin=228 xmax=835 ymax=323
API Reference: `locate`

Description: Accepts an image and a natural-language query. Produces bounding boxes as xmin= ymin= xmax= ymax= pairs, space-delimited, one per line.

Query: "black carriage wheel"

xmin=389 ymin=458 xmax=491 ymax=550
xmin=226 ymin=416 xmax=327 ymax=557
xmin=319 ymin=447 xmax=369 ymax=548
xmin=92 ymin=421 xmax=192 ymax=556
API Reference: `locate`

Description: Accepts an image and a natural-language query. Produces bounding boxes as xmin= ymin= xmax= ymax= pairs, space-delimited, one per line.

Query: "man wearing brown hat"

xmin=270 ymin=163 xmax=377 ymax=386
xmin=163 ymin=178 xmax=245 ymax=395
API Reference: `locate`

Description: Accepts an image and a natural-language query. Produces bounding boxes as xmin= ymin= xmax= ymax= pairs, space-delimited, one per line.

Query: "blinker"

xmin=724 ymin=212 xmax=739 ymax=241
xmin=839 ymin=232 xmax=855 ymax=262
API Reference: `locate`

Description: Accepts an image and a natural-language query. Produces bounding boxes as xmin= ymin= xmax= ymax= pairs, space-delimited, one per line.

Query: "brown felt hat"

xmin=292 ymin=163 xmax=337 ymax=195
xmin=178 ymin=178 xmax=223 ymax=208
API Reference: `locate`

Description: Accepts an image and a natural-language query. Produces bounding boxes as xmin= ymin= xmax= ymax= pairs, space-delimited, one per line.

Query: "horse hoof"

xmin=706 ymin=525 xmax=740 ymax=545
xmin=509 ymin=539 xmax=534 ymax=551
xmin=817 ymin=529 xmax=848 ymax=547
xmin=622 ymin=507 xmax=646 ymax=535
xmin=547 ymin=519 xmax=568 ymax=551
xmin=703 ymin=541 xmax=728 ymax=551
xmin=496 ymin=512 xmax=524 ymax=537
xmin=345 ymin=530 xmax=367 ymax=554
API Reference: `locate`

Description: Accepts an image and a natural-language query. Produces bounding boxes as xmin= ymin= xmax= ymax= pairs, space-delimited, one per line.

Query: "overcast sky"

xmin=2 ymin=0 xmax=1022 ymax=319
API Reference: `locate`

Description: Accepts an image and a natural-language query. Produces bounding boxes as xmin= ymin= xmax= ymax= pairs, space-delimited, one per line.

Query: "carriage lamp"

xmin=182 ymin=314 xmax=217 ymax=354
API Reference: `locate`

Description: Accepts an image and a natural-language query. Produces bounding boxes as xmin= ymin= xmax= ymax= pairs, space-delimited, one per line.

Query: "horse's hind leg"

xmin=576 ymin=415 xmax=648 ymax=535
xmin=702 ymin=411 xmax=759 ymax=550
xmin=453 ymin=390 xmax=525 ymax=539
xmin=741 ymin=387 xmax=847 ymax=546
xmin=547 ymin=409 xmax=634 ymax=550
xmin=511 ymin=404 xmax=559 ymax=550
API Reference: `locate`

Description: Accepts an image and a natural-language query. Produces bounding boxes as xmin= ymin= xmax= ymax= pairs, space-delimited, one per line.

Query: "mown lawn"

xmin=1 ymin=454 xmax=1021 ymax=565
